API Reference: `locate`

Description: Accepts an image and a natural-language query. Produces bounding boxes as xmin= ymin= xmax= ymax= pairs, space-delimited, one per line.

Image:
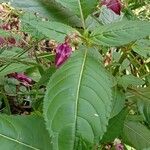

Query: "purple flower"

xmin=115 ymin=143 xmax=124 ymax=150
xmin=113 ymin=138 xmax=124 ymax=150
xmin=55 ymin=42 xmax=72 ymax=68
xmin=0 ymin=37 xmax=5 ymax=45
xmin=7 ymin=37 xmax=16 ymax=45
xmin=101 ymin=0 xmax=122 ymax=15
xmin=10 ymin=73 xmax=33 ymax=87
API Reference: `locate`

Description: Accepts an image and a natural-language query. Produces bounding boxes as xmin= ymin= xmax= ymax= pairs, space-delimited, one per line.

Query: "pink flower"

xmin=55 ymin=42 xmax=72 ymax=68
xmin=9 ymin=73 xmax=33 ymax=87
xmin=115 ymin=143 xmax=124 ymax=150
xmin=0 ymin=5 xmax=4 ymax=13
xmin=114 ymin=138 xmax=124 ymax=150
xmin=7 ymin=37 xmax=16 ymax=45
xmin=101 ymin=0 xmax=122 ymax=15
xmin=0 ymin=23 xmax=16 ymax=47
xmin=1 ymin=23 xmax=11 ymax=30
xmin=0 ymin=37 xmax=5 ymax=45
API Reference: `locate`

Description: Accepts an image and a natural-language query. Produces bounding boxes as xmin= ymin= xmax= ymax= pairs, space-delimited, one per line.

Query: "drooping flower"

xmin=55 ymin=42 xmax=72 ymax=68
xmin=115 ymin=143 xmax=124 ymax=150
xmin=101 ymin=0 xmax=122 ymax=15
xmin=0 ymin=37 xmax=5 ymax=45
xmin=0 ymin=4 xmax=4 ymax=13
xmin=0 ymin=23 xmax=16 ymax=47
xmin=9 ymin=73 xmax=33 ymax=87
xmin=7 ymin=37 xmax=16 ymax=45
xmin=1 ymin=23 xmax=11 ymax=30
xmin=114 ymin=138 xmax=124 ymax=150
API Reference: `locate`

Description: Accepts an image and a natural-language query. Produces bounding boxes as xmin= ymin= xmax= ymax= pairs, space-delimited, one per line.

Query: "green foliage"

xmin=43 ymin=48 xmax=112 ymax=149
xmin=101 ymin=109 xmax=128 ymax=143
xmin=0 ymin=115 xmax=52 ymax=150
xmin=55 ymin=0 xmax=97 ymax=19
xmin=0 ymin=0 xmax=81 ymax=26
xmin=21 ymin=13 xmax=79 ymax=42
xmin=90 ymin=21 xmax=150 ymax=46
xmin=132 ymin=39 xmax=150 ymax=58
xmin=123 ymin=121 xmax=150 ymax=149
xmin=111 ymin=88 xmax=126 ymax=118
xmin=0 ymin=0 xmax=150 ymax=149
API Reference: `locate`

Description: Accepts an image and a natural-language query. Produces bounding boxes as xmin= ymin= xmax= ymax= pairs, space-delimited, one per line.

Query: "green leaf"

xmin=0 ymin=63 xmax=31 ymax=77
xmin=117 ymin=74 xmax=145 ymax=90
xmin=138 ymin=100 xmax=150 ymax=125
xmin=36 ymin=67 xmax=56 ymax=87
xmin=127 ymin=86 xmax=150 ymax=125
xmin=99 ymin=5 xmax=123 ymax=25
xmin=123 ymin=121 xmax=150 ymax=150
xmin=132 ymin=39 xmax=150 ymax=58
xmin=1 ymin=0 xmax=81 ymax=27
xmin=111 ymin=88 xmax=125 ymax=118
xmin=43 ymin=47 xmax=112 ymax=149
xmin=55 ymin=0 xmax=97 ymax=19
xmin=22 ymin=14 xmax=79 ymax=42
xmin=101 ymin=109 xmax=128 ymax=143
xmin=90 ymin=21 xmax=150 ymax=46
xmin=0 ymin=47 xmax=34 ymax=76
xmin=0 ymin=114 xmax=51 ymax=150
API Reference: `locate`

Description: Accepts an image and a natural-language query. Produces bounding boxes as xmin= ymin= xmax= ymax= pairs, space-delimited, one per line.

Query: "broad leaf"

xmin=111 ymin=87 xmax=125 ymax=118
xmin=43 ymin=47 xmax=112 ymax=149
xmin=138 ymin=101 xmax=150 ymax=125
xmin=55 ymin=0 xmax=97 ymax=19
xmin=0 ymin=48 xmax=34 ymax=76
xmin=117 ymin=74 xmax=145 ymax=90
xmin=0 ymin=114 xmax=51 ymax=150
xmin=99 ymin=5 xmax=123 ymax=25
xmin=0 ymin=63 xmax=31 ymax=77
xmin=127 ymin=86 xmax=150 ymax=125
xmin=1 ymin=0 xmax=81 ymax=27
xmin=123 ymin=121 xmax=150 ymax=150
xmin=101 ymin=109 xmax=128 ymax=143
xmin=90 ymin=21 xmax=150 ymax=46
xmin=36 ymin=67 xmax=56 ymax=87
xmin=132 ymin=39 xmax=150 ymax=58
xmin=22 ymin=13 xmax=79 ymax=42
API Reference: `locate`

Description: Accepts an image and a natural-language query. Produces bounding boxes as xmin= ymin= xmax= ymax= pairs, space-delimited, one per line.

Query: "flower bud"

xmin=101 ymin=0 xmax=122 ymax=15
xmin=9 ymin=73 xmax=33 ymax=87
xmin=55 ymin=42 xmax=72 ymax=68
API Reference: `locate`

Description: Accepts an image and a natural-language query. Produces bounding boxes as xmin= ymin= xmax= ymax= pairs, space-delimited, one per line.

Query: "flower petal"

xmin=102 ymin=0 xmax=122 ymax=15
xmin=55 ymin=43 xmax=72 ymax=67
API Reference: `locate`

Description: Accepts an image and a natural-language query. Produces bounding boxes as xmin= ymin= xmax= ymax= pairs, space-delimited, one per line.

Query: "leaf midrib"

xmin=74 ymin=49 xmax=87 ymax=148
xmin=125 ymin=123 xmax=150 ymax=144
xmin=0 ymin=133 xmax=40 ymax=150
xmin=77 ymin=0 xmax=85 ymax=29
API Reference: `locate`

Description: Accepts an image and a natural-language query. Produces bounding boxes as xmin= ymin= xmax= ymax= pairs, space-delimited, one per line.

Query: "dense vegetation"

xmin=0 ymin=0 xmax=150 ymax=149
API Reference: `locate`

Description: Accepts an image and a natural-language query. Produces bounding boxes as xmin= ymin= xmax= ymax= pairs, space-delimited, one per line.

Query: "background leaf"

xmin=1 ymin=0 xmax=81 ymax=27
xmin=128 ymin=86 xmax=150 ymax=126
xmin=99 ymin=5 xmax=123 ymax=25
xmin=101 ymin=108 xmax=128 ymax=143
xmin=111 ymin=87 xmax=125 ymax=118
xmin=132 ymin=39 xmax=150 ymax=58
xmin=123 ymin=121 xmax=150 ymax=150
xmin=0 ymin=114 xmax=51 ymax=150
xmin=90 ymin=21 xmax=150 ymax=46
xmin=138 ymin=100 xmax=150 ymax=126
xmin=43 ymin=47 xmax=112 ymax=149
xmin=55 ymin=0 xmax=98 ymax=19
xmin=117 ymin=74 xmax=145 ymax=90
xmin=21 ymin=13 xmax=79 ymax=42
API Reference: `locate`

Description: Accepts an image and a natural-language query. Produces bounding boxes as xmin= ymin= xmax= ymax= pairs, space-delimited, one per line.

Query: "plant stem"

xmin=78 ymin=0 xmax=85 ymax=29
xmin=113 ymin=51 xmax=127 ymax=76
xmin=0 ymin=46 xmax=32 ymax=73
